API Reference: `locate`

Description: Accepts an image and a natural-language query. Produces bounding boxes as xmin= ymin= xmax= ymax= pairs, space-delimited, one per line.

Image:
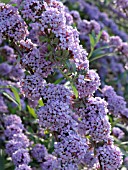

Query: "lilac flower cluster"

xmin=102 ymin=85 xmax=128 ymax=117
xmin=37 ymin=82 xmax=89 ymax=168
xmin=70 ymin=5 xmax=128 ymax=97
xmin=39 ymin=0 xmax=89 ymax=71
xmin=31 ymin=144 xmax=47 ymax=162
xmin=96 ymin=143 xmax=123 ymax=170
xmin=112 ymin=127 xmax=124 ymax=139
xmin=0 ymin=3 xmax=28 ymax=41
xmin=81 ymin=150 xmax=99 ymax=169
xmin=116 ymin=0 xmax=128 ymax=10
xmin=20 ymin=41 xmax=54 ymax=78
xmin=41 ymin=83 xmax=72 ymax=103
xmin=0 ymin=0 xmax=124 ymax=169
xmin=54 ymin=133 xmax=88 ymax=169
xmin=78 ymin=19 xmax=101 ymax=35
xmin=20 ymin=0 xmax=43 ymax=21
xmin=4 ymin=115 xmax=31 ymax=169
xmin=15 ymin=164 xmax=32 ymax=170
xmin=0 ymin=45 xmax=24 ymax=80
xmin=37 ymin=100 xmax=77 ymax=139
xmin=76 ymin=70 xmax=101 ymax=98
xmin=70 ymin=0 xmax=128 ymax=41
xmin=40 ymin=154 xmax=59 ymax=170
xmin=31 ymin=143 xmax=61 ymax=170
xmin=21 ymin=73 xmax=46 ymax=101
xmin=0 ymin=96 xmax=8 ymax=113
xmin=75 ymin=97 xmax=111 ymax=142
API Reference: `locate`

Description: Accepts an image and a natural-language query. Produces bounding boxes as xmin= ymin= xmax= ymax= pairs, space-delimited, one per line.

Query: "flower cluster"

xmin=76 ymin=70 xmax=101 ymax=98
xmin=41 ymin=83 xmax=72 ymax=103
xmin=0 ymin=3 xmax=28 ymax=41
xmin=4 ymin=115 xmax=31 ymax=169
xmin=31 ymin=144 xmax=47 ymax=162
xmin=96 ymin=143 xmax=123 ymax=170
xmin=75 ymin=97 xmax=111 ymax=142
xmin=112 ymin=127 xmax=124 ymax=139
xmin=0 ymin=0 xmax=125 ymax=169
xmin=21 ymin=74 xmax=46 ymax=100
xmin=71 ymin=0 xmax=128 ymax=40
xmin=81 ymin=150 xmax=99 ymax=169
xmin=37 ymin=100 xmax=77 ymax=135
xmin=102 ymin=85 xmax=127 ymax=117
xmin=54 ymin=133 xmax=88 ymax=169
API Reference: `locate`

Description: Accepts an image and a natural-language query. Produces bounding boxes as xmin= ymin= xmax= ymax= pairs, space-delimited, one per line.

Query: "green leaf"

xmin=90 ymin=53 xmax=114 ymax=62
xmin=0 ymin=0 xmax=10 ymax=4
xmin=91 ymin=45 xmax=113 ymax=58
xmin=47 ymin=44 xmax=52 ymax=51
xmin=9 ymin=86 xmax=21 ymax=110
xmin=70 ymin=61 xmax=76 ymax=73
xmin=27 ymin=105 xmax=37 ymax=119
xmin=53 ymin=38 xmax=59 ymax=45
xmin=38 ymin=99 xmax=44 ymax=107
xmin=71 ymin=83 xmax=78 ymax=98
xmin=66 ymin=60 xmax=71 ymax=68
xmin=62 ymin=50 xmax=69 ymax=58
xmin=65 ymin=60 xmax=76 ymax=73
xmin=11 ymin=3 xmax=17 ymax=6
xmin=41 ymin=36 xmax=48 ymax=43
xmin=91 ymin=50 xmax=104 ymax=59
xmin=89 ymin=34 xmax=95 ymax=48
xmin=91 ymin=31 xmax=96 ymax=42
xmin=54 ymin=77 xmax=64 ymax=85
xmin=96 ymin=30 xmax=103 ymax=43
xmin=3 ymin=92 xmax=18 ymax=106
xmin=0 ymin=149 xmax=4 ymax=170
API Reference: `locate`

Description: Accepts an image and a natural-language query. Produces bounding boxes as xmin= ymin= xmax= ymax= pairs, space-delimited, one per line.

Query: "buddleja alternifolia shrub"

xmin=0 ymin=0 xmax=128 ymax=170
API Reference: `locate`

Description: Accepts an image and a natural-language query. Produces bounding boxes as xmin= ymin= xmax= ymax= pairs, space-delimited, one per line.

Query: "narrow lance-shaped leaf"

xmin=90 ymin=53 xmax=114 ymax=62
xmin=3 ymin=92 xmax=19 ymax=107
xmin=38 ymin=99 xmax=44 ymax=107
xmin=54 ymin=77 xmax=64 ymax=85
xmin=9 ymin=86 xmax=21 ymax=110
xmin=0 ymin=149 xmax=5 ymax=170
xmin=27 ymin=105 xmax=37 ymax=119
xmin=71 ymin=83 xmax=78 ymax=98
xmin=89 ymin=34 xmax=96 ymax=49
xmin=96 ymin=30 xmax=103 ymax=43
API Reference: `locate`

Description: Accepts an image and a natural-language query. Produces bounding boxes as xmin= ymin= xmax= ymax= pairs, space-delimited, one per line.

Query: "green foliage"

xmin=27 ymin=105 xmax=37 ymax=119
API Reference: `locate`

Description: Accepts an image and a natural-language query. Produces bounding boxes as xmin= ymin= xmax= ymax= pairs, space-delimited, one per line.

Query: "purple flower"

xmin=0 ymin=3 xmax=28 ymax=41
xmin=102 ymin=85 xmax=127 ymax=116
xmin=54 ymin=133 xmax=88 ymax=166
xmin=0 ymin=96 xmax=8 ymax=113
xmin=112 ymin=127 xmax=124 ymax=139
xmin=15 ymin=164 xmax=32 ymax=170
xmin=12 ymin=149 xmax=30 ymax=166
xmin=4 ymin=115 xmax=22 ymax=127
xmin=0 ymin=63 xmax=12 ymax=76
xmin=6 ymin=140 xmax=23 ymax=156
xmin=41 ymin=84 xmax=72 ymax=103
xmin=37 ymin=100 xmax=77 ymax=133
xmin=12 ymin=133 xmax=30 ymax=148
xmin=41 ymin=155 xmax=59 ymax=170
xmin=4 ymin=125 xmax=23 ymax=139
xmin=76 ymin=97 xmax=111 ymax=141
xmin=31 ymin=144 xmax=47 ymax=162
xmin=96 ymin=144 xmax=123 ymax=170
xmin=21 ymin=73 xmax=46 ymax=101
xmin=21 ymin=0 xmax=43 ymax=21
xmin=76 ymin=70 xmax=101 ymax=98
xmin=81 ymin=150 xmax=99 ymax=168
xmin=109 ymin=36 xmax=122 ymax=47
